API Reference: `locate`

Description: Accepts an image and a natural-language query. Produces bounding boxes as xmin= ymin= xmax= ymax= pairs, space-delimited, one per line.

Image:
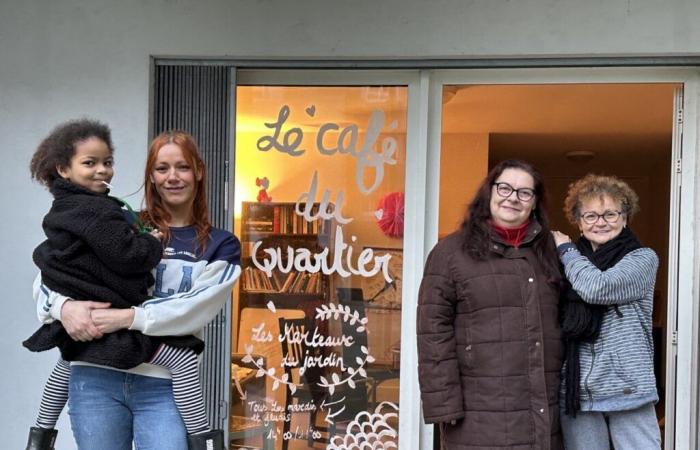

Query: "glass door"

xmin=229 ymin=71 xmax=422 ymax=450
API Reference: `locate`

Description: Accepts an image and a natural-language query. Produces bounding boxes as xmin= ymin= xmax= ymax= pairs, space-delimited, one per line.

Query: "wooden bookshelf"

xmin=238 ymin=201 xmax=333 ymax=311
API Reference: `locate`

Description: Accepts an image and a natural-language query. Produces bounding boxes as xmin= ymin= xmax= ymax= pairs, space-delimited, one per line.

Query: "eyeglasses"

xmin=579 ymin=210 xmax=623 ymax=224
xmin=492 ymin=182 xmax=536 ymax=202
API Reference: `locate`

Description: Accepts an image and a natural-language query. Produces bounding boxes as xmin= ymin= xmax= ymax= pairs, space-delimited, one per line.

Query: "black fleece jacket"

xmin=23 ymin=179 xmax=203 ymax=368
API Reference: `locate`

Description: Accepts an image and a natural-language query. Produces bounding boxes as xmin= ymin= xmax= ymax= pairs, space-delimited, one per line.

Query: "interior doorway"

xmin=436 ymin=82 xmax=680 ymax=448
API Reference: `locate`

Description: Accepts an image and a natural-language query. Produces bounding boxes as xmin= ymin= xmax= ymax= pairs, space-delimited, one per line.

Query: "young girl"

xmin=24 ymin=120 xmax=224 ymax=450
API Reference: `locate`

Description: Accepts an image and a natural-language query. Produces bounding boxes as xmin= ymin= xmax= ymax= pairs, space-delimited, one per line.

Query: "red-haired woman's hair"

xmin=141 ymin=130 xmax=211 ymax=255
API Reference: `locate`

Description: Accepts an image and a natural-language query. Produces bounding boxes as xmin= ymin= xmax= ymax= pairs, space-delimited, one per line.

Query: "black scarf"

xmin=560 ymin=226 xmax=641 ymax=416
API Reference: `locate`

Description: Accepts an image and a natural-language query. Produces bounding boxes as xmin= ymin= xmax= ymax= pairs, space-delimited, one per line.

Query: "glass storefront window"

xmin=231 ymin=85 xmax=407 ymax=449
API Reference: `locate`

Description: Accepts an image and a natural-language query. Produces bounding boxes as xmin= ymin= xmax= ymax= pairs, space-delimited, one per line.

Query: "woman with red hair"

xmin=32 ymin=130 xmax=241 ymax=450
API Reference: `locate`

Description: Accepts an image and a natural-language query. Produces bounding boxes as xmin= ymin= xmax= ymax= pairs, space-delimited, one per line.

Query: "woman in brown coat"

xmin=417 ymin=160 xmax=564 ymax=450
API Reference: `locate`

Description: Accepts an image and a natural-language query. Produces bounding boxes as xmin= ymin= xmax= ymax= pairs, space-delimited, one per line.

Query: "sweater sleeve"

xmin=130 ymin=236 xmax=242 ymax=336
xmin=416 ymin=242 xmax=465 ymax=424
xmin=81 ymin=207 xmax=162 ymax=276
xmin=562 ymin=247 xmax=658 ymax=305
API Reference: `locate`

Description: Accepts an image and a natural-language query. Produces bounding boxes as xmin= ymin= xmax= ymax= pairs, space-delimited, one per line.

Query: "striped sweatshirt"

xmin=559 ymin=246 xmax=659 ymax=411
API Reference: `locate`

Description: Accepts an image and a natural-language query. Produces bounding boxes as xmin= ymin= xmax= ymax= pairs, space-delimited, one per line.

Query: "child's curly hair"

xmin=563 ymin=174 xmax=640 ymax=225
xmin=30 ymin=119 xmax=114 ymax=188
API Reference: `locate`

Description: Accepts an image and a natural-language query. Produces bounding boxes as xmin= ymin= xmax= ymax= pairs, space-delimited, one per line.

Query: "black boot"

xmin=187 ymin=430 xmax=224 ymax=450
xmin=25 ymin=427 xmax=57 ymax=450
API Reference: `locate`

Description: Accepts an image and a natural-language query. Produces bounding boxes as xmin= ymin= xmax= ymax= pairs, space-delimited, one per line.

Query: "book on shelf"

xmin=242 ymin=202 xmax=327 ymax=236
xmin=239 ymin=201 xmax=332 ymax=302
xmin=242 ymin=267 xmax=322 ymax=295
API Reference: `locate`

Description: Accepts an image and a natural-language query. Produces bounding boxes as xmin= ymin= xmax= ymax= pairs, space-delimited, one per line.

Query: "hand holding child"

xmin=149 ymin=228 xmax=164 ymax=240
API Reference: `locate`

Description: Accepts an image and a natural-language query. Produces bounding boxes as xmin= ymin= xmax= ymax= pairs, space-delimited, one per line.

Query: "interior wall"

xmin=2 ymin=2 xmax=699 ymax=448
xmin=439 ymin=133 xmax=489 ymax=237
xmin=235 ymin=129 xmax=406 ymax=249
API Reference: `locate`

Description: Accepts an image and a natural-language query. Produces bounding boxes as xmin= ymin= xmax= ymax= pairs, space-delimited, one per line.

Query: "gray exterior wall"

xmin=2 ymin=1 xmax=699 ymax=448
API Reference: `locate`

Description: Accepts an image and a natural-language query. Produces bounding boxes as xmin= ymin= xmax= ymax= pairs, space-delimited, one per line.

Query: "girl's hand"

xmin=91 ymin=308 xmax=136 ymax=334
xmin=149 ymin=228 xmax=164 ymax=240
xmin=551 ymin=230 xmax=572 ymax=247
xmin=61 ymin=300 xmax=110 ymax=341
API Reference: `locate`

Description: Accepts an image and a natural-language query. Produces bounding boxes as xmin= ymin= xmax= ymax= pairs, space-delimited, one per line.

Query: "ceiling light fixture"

xmin=565 ymin=150 xmax=596 ymax=163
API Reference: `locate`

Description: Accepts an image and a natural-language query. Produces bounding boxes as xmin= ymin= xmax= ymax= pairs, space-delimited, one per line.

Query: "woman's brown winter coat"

xmin=417 ymin=223 xmax=564 ymax=450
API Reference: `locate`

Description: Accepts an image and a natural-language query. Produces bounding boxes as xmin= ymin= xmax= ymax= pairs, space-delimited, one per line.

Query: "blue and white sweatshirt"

xmin=34 ymin=225 xmax=242 ymax=379
xmin=558 ymin=245 xmax=659 ymax=411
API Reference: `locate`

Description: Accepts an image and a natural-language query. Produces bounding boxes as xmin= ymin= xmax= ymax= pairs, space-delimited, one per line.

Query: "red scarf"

xmin=490 ymin=220 xmax=530 ymax=248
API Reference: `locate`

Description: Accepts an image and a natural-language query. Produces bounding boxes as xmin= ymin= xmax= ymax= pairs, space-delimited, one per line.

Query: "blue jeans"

xmin=68 ymin=365 xmax=187 ymax=450
xmin=560 ymin=403 xmax=661 ymax=450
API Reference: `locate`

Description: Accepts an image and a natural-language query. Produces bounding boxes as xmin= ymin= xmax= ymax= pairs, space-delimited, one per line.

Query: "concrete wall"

xmin=2 ymin=1 xmax=700 ymax=448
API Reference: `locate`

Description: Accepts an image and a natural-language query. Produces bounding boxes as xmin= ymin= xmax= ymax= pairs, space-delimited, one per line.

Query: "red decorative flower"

xmin=376 ymin=192 xmax=404 ymax=238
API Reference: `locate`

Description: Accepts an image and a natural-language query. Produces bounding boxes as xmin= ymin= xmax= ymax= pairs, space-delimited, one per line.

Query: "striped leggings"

xmin=36 ymin=345 xmax=209 ymax=435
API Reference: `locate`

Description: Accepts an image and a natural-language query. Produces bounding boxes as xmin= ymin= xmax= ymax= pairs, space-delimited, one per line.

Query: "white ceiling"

xmin=441 ymin=83 xmax=678 ymax=135
xmin=443 ymin=83 xmax=678 ymax=162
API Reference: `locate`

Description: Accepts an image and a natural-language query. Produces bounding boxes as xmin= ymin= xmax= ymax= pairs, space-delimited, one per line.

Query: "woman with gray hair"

xmin=552 ymin=174 xmax=660 ymax=450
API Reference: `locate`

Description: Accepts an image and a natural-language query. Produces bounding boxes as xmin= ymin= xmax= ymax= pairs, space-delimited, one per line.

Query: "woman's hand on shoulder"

xmin=60 ymin=300 xmax=110 ymax=341
xmin=91 ymin=308 xmax=135 ymax=334
xmin=551 ymin=230 xmax=571 ymax=247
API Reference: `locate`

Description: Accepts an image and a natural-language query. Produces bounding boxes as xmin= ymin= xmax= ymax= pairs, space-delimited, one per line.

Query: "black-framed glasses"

xmin=492 ymin=182 xmax=536 ymax=202
xmin=580 ymin=210 xmax=623 ymax=224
